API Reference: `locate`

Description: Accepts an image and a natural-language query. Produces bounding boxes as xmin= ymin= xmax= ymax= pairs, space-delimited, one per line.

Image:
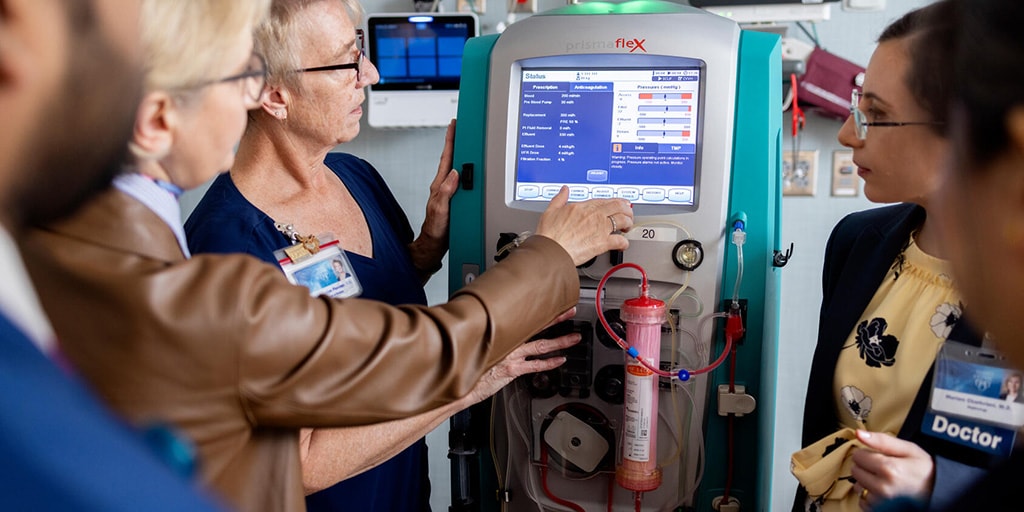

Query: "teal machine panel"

xmin=449 ymin=3 xmax=781 ymax=510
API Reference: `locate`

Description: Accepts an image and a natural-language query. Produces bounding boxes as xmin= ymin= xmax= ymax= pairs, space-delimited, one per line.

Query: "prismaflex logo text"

xmin=615 ymin=38 xmax=647 ymax=53
xmin=564 ymin=37 xmax=647 ymax=53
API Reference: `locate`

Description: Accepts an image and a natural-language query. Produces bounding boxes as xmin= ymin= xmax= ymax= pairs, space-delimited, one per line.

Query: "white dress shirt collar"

xmin=0 ymin=226 xmax=56 ymax=353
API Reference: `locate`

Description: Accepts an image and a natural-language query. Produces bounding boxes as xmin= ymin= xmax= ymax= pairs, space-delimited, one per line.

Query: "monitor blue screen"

xmin=513 ymin=62 xmax=703 ymax=208
xmin=367 ymin=15 xmax=476 ymax=91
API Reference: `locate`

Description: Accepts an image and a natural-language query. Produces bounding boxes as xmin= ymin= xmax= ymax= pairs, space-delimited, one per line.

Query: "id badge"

xmin=924 ymin=340 xmax=1021 ymax=457
xmin=275 ymin=236 xmax=362 ymax=299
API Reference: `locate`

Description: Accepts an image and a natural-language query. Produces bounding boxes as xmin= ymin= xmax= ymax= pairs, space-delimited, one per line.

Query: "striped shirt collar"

xmin=113 ymin=173 xmax=191 ymax=258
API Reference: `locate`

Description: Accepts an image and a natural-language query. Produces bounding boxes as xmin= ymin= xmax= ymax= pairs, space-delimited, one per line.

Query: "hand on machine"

xmin=535 ymin=187 xmax=633 ymax=266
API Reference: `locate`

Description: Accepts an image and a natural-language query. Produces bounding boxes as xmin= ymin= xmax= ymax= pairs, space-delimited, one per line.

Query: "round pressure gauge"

xmin=672 ymin=239 xmax=704 ymax=271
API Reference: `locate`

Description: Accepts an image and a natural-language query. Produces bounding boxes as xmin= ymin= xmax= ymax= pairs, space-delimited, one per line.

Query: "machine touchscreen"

xmin=513 ymin=62 xmax=703 ymax=210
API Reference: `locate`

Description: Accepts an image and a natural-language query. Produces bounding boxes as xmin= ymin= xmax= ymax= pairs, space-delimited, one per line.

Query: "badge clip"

xmin=283 ymin=234 xmax=320 ymax=263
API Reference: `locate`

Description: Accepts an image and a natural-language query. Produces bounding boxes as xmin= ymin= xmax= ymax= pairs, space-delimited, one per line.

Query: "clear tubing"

xmin=697 ymin=312 xmax=729 ymax=365
xmin=616 ymin=294 xmax=664 ymax=493
xmin=672 ymin=290 xmax=704 ymax=319
xmin=675 ymin=328 xmax=700 ymax=368
xmin=731 ymin=227 xmax=745 ymax=307
xmin=665 ymin=275 xmax=692 ymax=316
xmin=676 ymin=382 xmax=705 ymax=497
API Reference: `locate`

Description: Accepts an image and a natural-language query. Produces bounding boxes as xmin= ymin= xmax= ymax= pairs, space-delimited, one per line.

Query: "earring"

xmin=276 ymin=110 xmax=286 ymax=120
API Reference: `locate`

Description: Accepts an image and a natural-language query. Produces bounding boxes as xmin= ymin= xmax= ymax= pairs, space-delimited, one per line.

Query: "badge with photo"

xmin=274 ymin=236 xmax=362 ymax=299
xmin=923 ymin=340 xmax=1023 ymax=457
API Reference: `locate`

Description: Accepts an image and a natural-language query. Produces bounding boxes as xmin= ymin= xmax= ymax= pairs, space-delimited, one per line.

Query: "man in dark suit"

xmin=0 ymin=0 xmax=222 ymax=509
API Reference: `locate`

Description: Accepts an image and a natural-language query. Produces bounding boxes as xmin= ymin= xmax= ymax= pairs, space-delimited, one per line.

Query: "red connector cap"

xmin=725 ymin=310 xmax=745 ymax=342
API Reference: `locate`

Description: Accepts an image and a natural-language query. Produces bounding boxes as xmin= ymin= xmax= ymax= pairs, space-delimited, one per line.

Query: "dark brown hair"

xmin=878 ymin=1 xmax=956 ymax=136
xmin=953 ymin=0 xmax=1024 ymax=166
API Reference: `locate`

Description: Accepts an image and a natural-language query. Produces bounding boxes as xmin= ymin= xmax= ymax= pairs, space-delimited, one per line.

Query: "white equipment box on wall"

xmin=365 ymin=13 xmax=478 ymax=128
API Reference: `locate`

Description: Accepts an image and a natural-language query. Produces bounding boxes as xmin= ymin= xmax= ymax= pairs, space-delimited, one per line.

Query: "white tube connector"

xmin=717 ymin=384 xmax=756 ymax=417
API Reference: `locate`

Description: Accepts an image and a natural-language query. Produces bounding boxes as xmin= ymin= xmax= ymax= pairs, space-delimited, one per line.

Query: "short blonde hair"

xmin=256 ymin=0 xmax=364 ymax=92
xmin=141 ymin=0 xmax=272 ymax=93
xmin=1002 ymin=373 xmax=1023 ymax=395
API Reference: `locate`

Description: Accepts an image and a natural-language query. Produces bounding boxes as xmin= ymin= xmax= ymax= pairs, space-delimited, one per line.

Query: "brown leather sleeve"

xmin=24 ymin=191 xmax=580 ymax=431
xmin=234 ymin=235 xmax=579 ymax=427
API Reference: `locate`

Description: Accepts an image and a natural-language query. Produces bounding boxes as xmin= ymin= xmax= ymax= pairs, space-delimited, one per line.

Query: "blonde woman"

xmin=20 ymin=0 xmax=632 ymax=510
xmin=186 ymin=1 xmax=562 ymax=509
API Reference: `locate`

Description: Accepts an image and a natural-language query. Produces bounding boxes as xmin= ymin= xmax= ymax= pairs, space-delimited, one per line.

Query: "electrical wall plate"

xmin=782 ymin=149 xmax=818 ymax=197
xmin=831 ymin=149 xmax=859 ymax=197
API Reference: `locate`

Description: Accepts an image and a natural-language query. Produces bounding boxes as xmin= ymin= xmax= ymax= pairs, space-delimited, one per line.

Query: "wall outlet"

xmin=510 ymin=0 xmax=538 ymax=13
xmin=831 ymin=150 xmax=859 ymax=197
xmin=782 ymin=150 xmax=818 ymax=196
xmin=457 ymin=0 xmax=485 ymax=14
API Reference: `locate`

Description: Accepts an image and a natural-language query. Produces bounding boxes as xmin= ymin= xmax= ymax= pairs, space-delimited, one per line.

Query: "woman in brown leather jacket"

xmin=18 ymin=1 xmax=633 ymax=511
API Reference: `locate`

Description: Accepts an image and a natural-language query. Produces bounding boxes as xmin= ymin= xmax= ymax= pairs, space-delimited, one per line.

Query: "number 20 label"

xmin=625 ymin=227 xmax=676 ymax=242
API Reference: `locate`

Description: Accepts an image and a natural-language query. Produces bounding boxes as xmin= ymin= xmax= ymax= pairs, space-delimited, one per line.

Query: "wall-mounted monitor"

xmin=366 ymin=13 xmax=478 ymax=128
xmin=509 ymin=55 xmax=705 ymax=212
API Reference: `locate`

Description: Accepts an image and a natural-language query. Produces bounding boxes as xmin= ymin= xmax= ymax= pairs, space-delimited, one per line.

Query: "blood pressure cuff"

xmin=797 ymin=47 xmax=865 ymax=120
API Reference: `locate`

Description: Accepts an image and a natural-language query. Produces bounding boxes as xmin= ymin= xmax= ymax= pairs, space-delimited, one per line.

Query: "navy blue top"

xmin=0 ymin=313 xmax=225 ymax=511
xmin=185 ymin=153 xmax=430 ymax=511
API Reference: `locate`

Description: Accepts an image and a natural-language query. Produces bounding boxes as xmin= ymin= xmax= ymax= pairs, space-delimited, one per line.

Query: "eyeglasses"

xmin=849 ymin=89 xmax=943 ymax=140
xmin=296 ymin=29 xmax=365 ymax=82
xmin=194 ymin=52 xmax=268 ymax=103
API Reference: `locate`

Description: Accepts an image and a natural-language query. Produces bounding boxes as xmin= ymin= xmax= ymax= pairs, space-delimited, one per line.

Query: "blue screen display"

xmin=514 ymin=66 xmax=703 ymax=207
xmin=368 ymin=15 xmax=475 ymax=91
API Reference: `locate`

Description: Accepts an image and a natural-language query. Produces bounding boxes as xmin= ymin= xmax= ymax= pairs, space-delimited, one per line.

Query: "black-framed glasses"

xmin=849 ymin=89 xmax=943 ymax=140
xmin=193 ymin=52 xmax=268 ymax=103
xmin=296 ymin=29 xmax=365 ymax=81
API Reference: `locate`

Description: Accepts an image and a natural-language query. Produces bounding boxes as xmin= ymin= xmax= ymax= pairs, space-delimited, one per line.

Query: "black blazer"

xmin=794 ymin=203 xmax=991 ymax=512
xmin=937 ymin=449 xmax=1024 ymax=511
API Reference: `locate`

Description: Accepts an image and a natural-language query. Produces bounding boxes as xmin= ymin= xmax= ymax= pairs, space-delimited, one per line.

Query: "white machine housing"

xmin=480 ymin=8 xmax=743 ymax=511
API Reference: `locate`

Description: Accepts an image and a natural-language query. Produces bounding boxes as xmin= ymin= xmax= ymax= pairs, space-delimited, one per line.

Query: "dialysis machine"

xmin=448 ymin=2 xmax=783 ymax=510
